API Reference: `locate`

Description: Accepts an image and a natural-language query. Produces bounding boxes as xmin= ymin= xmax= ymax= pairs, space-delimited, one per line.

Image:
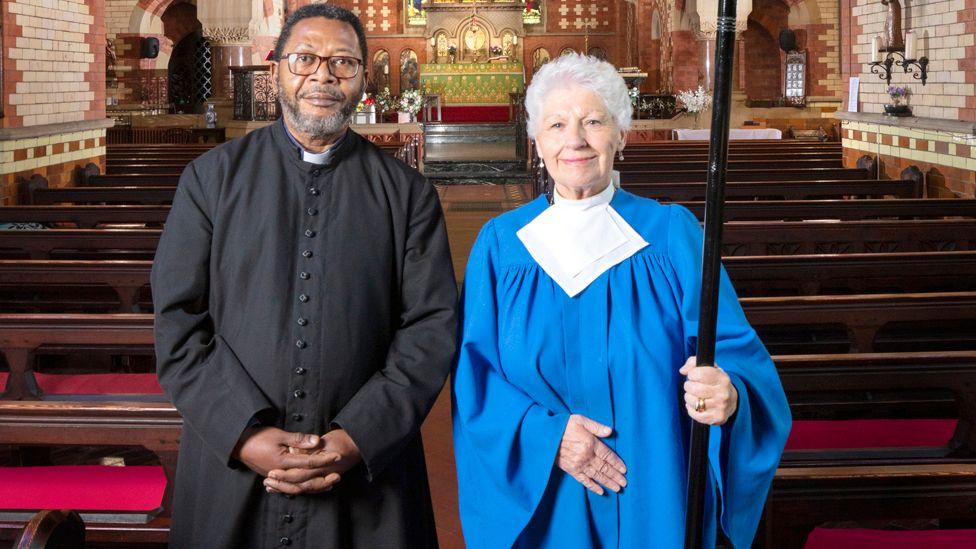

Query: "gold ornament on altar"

xmin=461 ymin=23 xmax=488 ymax=63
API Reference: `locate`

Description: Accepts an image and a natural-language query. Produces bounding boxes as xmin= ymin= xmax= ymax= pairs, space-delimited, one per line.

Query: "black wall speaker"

xmin=779 ymin=30 xmax=797 ymax=52
xmin=141 ymin=37 xmax=159 ymax=59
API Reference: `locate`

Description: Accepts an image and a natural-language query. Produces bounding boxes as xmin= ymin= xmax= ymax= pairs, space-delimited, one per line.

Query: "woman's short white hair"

xmin=525 ymin=53 xmax=632 ymax=139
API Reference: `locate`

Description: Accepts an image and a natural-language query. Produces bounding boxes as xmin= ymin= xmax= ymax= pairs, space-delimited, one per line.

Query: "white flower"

xmin=676 ymin=86 xmax=712 ymax=113
xmin=398 ymin=89 xmax=424 ymax=115
xmin=628 ymin=86 xmax=640 ymax=107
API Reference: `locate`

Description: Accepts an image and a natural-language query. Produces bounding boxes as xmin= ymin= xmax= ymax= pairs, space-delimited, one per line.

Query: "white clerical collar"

xmin=517 ymin=178 xmax=648 ymax=297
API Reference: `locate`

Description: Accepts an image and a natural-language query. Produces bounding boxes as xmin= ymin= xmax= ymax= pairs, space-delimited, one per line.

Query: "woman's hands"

xmin=557 ymin=414 xmax=627 ymax=495
xmin=681 ymin=356 xmax=738 ymax=425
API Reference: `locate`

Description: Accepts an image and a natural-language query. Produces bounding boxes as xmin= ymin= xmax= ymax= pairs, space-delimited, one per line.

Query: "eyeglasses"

xmin=284 ymin=53 xmax=363 ymax=78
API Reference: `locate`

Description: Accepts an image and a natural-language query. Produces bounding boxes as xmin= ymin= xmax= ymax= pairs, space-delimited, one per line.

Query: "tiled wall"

xmin=1 ymin=129 xmax=108 ymax=204
xmin=3 ymin=0 xmax=105 ymax=128
xmin=841 ymin=120 xmax=976 ymax=197
xmin=848 ymin=0 xmax=976 ymax=120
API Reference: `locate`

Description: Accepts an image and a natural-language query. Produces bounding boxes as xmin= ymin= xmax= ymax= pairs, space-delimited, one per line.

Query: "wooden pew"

xmin=620 ymin=150 xmax=842 ymax=161
xmin=615 ymin=158 xmax=844 ymax=170
xmin=765 ymin=463 xmax=976 ymax=547
xmin=0 ymin=399 xmax=179 ymax=544
xmin=0 ymin=260 xmax=152 ymax=313
xmin=29 ymin=187 xmax=176 ymax=205
xmin=0 ymin=229 xmax=160 ymax=260
xmin=0 ymin=205 xmax=170 ymax=228
xmin=105 ymin=164 xmax=187 ymax=176
xmin=719 ymin=219 xmax=976 ymax=256
xmin=628 ymin=179 xmax=921 ymax=201
xmin=5 ymin=219 xmax=972 ymax=260
xmin=725 ymin=251 xmax=976 ymax=296
xmin=778 ymin=351 xmax=976 ymax=460
xmin=620 ymin=166 xmax=871 ymax=183
xmin=676 ymin=198 xmax=976 ymax=221
xmin=82 ymin=175 xmax=180 ymax=187
xmin=744 ymin=291 xmax=976 ymax=354
xmin=4 ymin=249 xmax=972 ymax=314
xmin=0 ymin=314 xmax=154 ymax=400
xmin=763 ymin=350 xmax=976 ymax=546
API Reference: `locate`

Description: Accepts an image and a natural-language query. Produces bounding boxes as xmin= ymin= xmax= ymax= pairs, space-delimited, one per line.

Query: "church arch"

xmin=399 ymin=49 xmax=419 ymax=92
xmin=372 ymin=50 xmax=391 ymax=92
xmin=531 ymin=47 xmax=551 ymax=72
xmin=129 ymin=0 xmax=182 ymax=35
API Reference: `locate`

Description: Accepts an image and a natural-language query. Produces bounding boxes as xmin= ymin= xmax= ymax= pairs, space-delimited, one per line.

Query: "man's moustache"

xmin=299 ymin=89 xmax=345 ymax=101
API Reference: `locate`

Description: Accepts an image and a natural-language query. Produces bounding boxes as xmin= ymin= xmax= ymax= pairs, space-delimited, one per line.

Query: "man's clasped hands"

xmin=232 ymin=427 xmax=362 ymax=495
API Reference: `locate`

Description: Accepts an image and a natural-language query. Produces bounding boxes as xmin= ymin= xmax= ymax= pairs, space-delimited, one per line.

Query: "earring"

xmin=617 ymin=150 xmax=624 ymax=161
xmin=538 ymin=158 xmax=545 ymax=168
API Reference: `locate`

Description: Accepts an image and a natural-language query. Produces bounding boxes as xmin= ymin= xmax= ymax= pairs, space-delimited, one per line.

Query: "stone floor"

xmin=426 ymin=183 xmax=532 ymax=548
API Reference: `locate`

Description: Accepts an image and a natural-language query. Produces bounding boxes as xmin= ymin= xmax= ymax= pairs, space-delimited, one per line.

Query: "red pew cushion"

xmin=787 ymin=419 xmax=958 ymax=450
xmin=0 ymin=372 xmax=163 ymax=395
xmin=806 ymin=527 xmax=976 ymax=548
xmin=0 ymin=465 xmax=166 ymax=512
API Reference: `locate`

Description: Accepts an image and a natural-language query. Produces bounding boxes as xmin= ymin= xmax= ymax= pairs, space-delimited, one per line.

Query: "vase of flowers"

xmin=354 ymin=93 xmax=376 ymax=124
xmin=884 ymin=85 xmax=912 ymax=116
xmin=447 ymin=44 xmax=457 ymax=64
xmin=374 ymin=87 xmax=396 ymax=122
xmin=398 ymin=89 xmax=424 ymax=123
xmin=676 ymin=86 xmax=712 ymax=129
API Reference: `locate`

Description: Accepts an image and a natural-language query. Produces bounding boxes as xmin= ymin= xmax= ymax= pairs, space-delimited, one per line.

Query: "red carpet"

xmin=0 ymin=465 xmax=167 ymax=512
xmin=429 ymin=106 xmax=511 ymax=123
xmin=0 ymin=372 xmax=163 ymax=395
xmin=806 ymin=527 xmax=976 ymax=548
xmin=787 ymin=419 xmax=957 ymax=450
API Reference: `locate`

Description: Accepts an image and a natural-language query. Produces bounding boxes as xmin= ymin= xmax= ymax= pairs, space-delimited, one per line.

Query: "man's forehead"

xmin=286 ymin=17 xmax=360 ymax=54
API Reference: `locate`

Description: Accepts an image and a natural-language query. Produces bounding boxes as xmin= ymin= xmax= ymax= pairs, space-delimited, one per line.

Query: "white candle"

xmin=513 ymin=35 xmax=518 ymax=45
xmin=871 ymin=35 xmax=881 ymax=62
xmin=905 ymin=30 xmax=916 ymax=60
xmin=383 ymin=64 xmax=389 ymax=75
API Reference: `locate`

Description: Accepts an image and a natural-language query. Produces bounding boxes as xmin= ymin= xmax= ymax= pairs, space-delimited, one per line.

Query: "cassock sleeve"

xmin=152 ymin=162 xmax=275 ymax=467
xmin=330 ymin=176 xmax=458 ymax=480
xmin=667 ymin=205 xmax=792 ymax=548
xmin=451 ymin=221 xmax=571 ymax=549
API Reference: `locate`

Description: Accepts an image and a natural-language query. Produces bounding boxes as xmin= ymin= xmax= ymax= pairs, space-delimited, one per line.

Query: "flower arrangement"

xmin=490 ymin=45 xmax=503 ymax=56
xmin=676 ymin=86 xmax=712 ymax=113
xmin=398 ymin=88 xmax=424 ymax=115
xmin=888 ymin=85 xmax=910 ymax=105
xmin=628 ymin=86 xmax=640 ymax=108
xmin=447 ymin=44 xmax=457 ymax=55
xmin=884 ymin=85 xmax=912 ymax=116
xmin=374 ymin=87 xmax=396 ymax=115
xmin=356 ymin=94 xmax=375 ymax=113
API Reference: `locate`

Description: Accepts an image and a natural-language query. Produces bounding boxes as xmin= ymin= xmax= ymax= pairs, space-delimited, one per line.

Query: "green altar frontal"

xmin=419 ymin=62 xmax=525 ymax=105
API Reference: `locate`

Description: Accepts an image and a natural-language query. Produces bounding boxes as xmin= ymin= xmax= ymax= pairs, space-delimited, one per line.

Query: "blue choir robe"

xmin=452 ymin=189 xmax=791 ymax=548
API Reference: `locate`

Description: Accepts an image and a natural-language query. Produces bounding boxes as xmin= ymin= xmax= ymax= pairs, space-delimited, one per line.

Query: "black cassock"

xmin=152 ymin=119 xmax=457 ymax=548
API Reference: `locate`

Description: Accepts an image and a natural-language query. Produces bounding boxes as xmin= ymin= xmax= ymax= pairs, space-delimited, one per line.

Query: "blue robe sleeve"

xmin=667 ymin=205 xmax=792 ymax=548
xmin=452 ymin=221 xmax=571 ymax=549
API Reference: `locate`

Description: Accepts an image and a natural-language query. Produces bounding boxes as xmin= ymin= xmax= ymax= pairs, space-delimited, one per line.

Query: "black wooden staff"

xmin=684 ymin=0 xmax=739 ymax=547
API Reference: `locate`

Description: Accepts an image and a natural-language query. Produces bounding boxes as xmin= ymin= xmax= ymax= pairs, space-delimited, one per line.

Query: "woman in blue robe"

xmin=452 ymin=54 xmax=791 ymax=548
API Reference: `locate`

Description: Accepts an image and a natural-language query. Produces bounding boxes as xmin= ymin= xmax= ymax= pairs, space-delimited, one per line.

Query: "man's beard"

xmin=277 ymin=82 xmax=360 ymax=138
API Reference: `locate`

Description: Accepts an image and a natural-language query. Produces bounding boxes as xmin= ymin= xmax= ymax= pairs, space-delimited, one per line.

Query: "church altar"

xmin=419 ymin=62 xmax=525 ymax=105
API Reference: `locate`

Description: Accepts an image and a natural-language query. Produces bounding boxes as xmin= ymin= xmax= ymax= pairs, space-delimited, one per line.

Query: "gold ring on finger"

xmin=695 ymin=397 xmax=706 ymax=413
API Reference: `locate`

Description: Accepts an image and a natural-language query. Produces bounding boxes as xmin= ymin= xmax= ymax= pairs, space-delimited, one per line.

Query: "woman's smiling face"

xmin=535 ymin=84 xmax=626 ymax=199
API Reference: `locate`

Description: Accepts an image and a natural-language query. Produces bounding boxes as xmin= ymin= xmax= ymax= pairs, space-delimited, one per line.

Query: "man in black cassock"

xmin=151 ymin=5 xmax=457 ymax=547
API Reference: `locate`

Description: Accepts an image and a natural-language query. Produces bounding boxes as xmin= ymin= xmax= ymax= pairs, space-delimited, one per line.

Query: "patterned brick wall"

xmin=842 ymin=121 xmax=976 ymax=197
xmin=743 ymin=19 xmax=783 ymax=99
xmin=0 ymin=130 xmax=107 ymax=204
xmin=4 ymin=0 xmax=105 ymax=128
xmin=848 ymin=0 xmax=976 ymax=120
xmin=547 ymin=0 xmax=616 ymax=31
